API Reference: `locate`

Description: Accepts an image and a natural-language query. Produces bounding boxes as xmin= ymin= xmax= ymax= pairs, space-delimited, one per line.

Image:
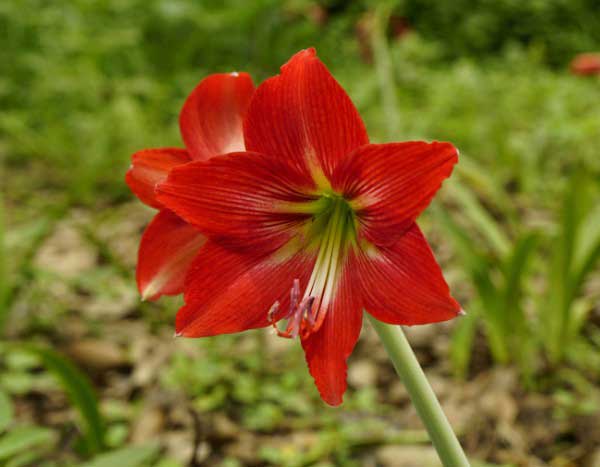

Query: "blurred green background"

xmin=1 ymin=1 xmax=600 ymax=466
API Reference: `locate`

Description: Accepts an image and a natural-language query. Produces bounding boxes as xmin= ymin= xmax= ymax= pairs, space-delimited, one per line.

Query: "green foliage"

xmin=0 ymin=426 xmax=56 ymax=463
xmin=440 ymin=173 xmax=600 ymax=379
xmin=543 ymin=173 xmax=600 ymax=364
xmin=439 ymin=200 xmax=538 ymax=377
xmin=80 ymin=444 xmax=161 ymax=467
xmin=0 ymin=199 xmax=7 ymax=333
xmin=0 ymin=390 xmax=13 ymax=434
xmin=399 ymin=0 xmax=600 ymax=66
xmin=22 ymin=345 xmax=106 ymax=455
xmin=0 ymin=390 xmax=58 ymax=467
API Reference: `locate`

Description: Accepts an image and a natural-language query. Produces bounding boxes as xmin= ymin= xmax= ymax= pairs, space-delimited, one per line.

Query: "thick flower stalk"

xmin=151 ymin=48 xmax=462 ymax=405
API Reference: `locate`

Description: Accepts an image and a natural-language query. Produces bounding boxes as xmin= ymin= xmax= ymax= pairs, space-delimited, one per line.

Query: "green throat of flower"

xmin=269 ymin=193 xmax=358 ymax=339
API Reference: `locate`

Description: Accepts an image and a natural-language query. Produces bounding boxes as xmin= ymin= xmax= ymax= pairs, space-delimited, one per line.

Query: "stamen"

xmin=268 ymin=279 xmax=319 ymax=339
xmin=267 ymin=197 xmax=352 ymax=340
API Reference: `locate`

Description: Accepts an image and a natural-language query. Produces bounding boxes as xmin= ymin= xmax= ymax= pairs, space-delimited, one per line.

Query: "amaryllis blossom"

xmin=156 ymin=48 xmax=461 ymax=405
xmin=125 ymin=72 xmax=254 ymax=300
xmin=570 ymin=53 xmax=600 ymax=76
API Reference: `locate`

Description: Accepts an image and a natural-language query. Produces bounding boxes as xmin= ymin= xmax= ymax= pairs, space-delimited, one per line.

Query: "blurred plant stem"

xmin=370 ymin=3 xmax=401 ymax=139
xmin=0 ymin=196 xmax=7 ymax=333
xmin=368 ymin=316 xmax=470 ymax=467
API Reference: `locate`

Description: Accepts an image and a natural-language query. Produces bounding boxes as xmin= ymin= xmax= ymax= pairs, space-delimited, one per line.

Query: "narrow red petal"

xmin=180 ymin=72 xmax=254 ymax=160
xmin=176 ymin=241 xmax=316 ymax=337
xmin=244 ymin=48 xmax=368 ymax=178
xmin=301 ymin=259 xmax=363 ymax=406
xmin=156 ymin=151 xmax=315 ymax=253
xmin=125 ymin=148 xmax=190 ymax=209
xmin=332 ymin=142 xmax=458 ymax=246
xmin=358 ymin=223 xmax=461 ymax=325
xmin=137 ymin=210 xmax=206 ymax=301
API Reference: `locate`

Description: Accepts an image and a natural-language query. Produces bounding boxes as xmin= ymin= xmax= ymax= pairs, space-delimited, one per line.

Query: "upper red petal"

xmin=358 ymin=223 xmax=461 ymax=325
xmin=180 ymin=72 xmax=254 ymax=160
xmin=125 ymin=148 xmax=190 ymax=209
xmin=301 ymin=258 xmax=363 ymax=406
xmin=244 ymin=48 xmax=368 ymax=178
xmin=331 ymin=142 xmax=458 ymax=246
xmin=137 ymin=210 xmax=206 ymax=301
xmin=156 ymin=151 xmax=315 ymax=253
xmin=176 ymin=241 xmax=316 ymax=337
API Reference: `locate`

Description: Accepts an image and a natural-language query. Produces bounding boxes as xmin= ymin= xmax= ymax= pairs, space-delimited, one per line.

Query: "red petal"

xmin=176 ymin=241 xmax=316 ymax=337
xmin=125 ymin=148 xmax=190 ymax=209
xmin=156 ymin=151 xmax=315 ymax=253
xmin=358 ymin=223 xmax=461 ymax=325
xmin=244 ymin=48 xmax=368 ymax=178
xmin=137 ymin=210 xmax=206 ymax=300
xmin=570 ymin=53 xmax=600 ymax=76
xmin=332 ymin=142 xmax=458 ymax=246
xmin=301 ymin=260 xmax=363 ymax=406
xmin=180 ymin=72 xmax=254 ymax=160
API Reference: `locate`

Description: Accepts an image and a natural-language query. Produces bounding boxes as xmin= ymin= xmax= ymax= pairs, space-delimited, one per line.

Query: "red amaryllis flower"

xmin=570 ymin=53 xmax=600 ymax=76
xmin=125 ymin=72 xmax=255 ymax=300
xmin=156 ymin=49 xmax=461 ymax=405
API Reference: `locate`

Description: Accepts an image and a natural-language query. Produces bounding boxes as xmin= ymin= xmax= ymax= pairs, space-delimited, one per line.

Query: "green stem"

xmin=371 ymin=4 xmax=401 ymax=139
xmin=368 ymin=316 xmax=470 ymax=467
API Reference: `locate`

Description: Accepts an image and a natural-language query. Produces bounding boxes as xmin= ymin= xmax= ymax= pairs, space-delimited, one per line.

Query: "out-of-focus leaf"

xmin=5 ymin=449 xmax=43 ymax=467
xmin=446 ymin=183 xmax=510 ymax=257
xmin=0 ymin=389 xmax=13 ymax=432
xmin=0 ymin=197 xmax=8 ymax=332
xmin=502 ymin=232 xmax=538 ymax=330
xmin=23 ymin=345 xmax=105 ymax=454
xmin=435 ymin=206 xmax=488 ymax=275
xmin=566 ymin=298 xmax=594 ymax=343
xmin=80 ymin=444 xmax=160 ymax=467
xmin=450 ymin=309 xmax=479 ymax=378
xmin=371 ymin=3 xmax=401 ymax=139
xmin=573 ymin=203 xmax=600 ymax=272
xmin=570 ymin=202 xmax=600 ymax=300
xmin=0 ymin=426 xmax=54 ymax=460
xmin=454 ymin=158 xmax=513 ymax=213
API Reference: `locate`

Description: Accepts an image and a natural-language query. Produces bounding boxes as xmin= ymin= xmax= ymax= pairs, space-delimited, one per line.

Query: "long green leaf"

xmin=446 ymin=183 xmax=511 ymax=258
xmin=371 ymin=3 xmax=401 ymax=139
xmin=0 ymin=196 xmax=8 ymax=333
xmin=0 ymin=389 xmax=13 ymax=433
xmin=80 ymin=444 xmax=160 ymax=467
xmin=450 ymin=309 xmax=479 ymax=378
xmin=437 ymin=207 xmax=509 ymax=363
xmin=0 ymin=426 xmax=54 ymax=460
xmin=570 ymin=202 xmax=600 ymax=301
xmin=502 ymin=232 xmax=538 ymax=331
xmin=23 ymin=345 xmax=105 ymax=454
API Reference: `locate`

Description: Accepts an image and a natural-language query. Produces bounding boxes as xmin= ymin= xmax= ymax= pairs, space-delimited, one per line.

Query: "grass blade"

xmin=80 ymin=444 xmax=160 ymax=467
xmin=446 ymin=182 xmax=510 ymax=258
xmin=0 ymin=389 xmax=13 ymax=433
xmin=23 ymin=345 xmax=105 ymax=454
xmin=0 ymin=197 xmax=8 ymax=333
xmin=0 ymin=426 xmax=55 ymax=461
